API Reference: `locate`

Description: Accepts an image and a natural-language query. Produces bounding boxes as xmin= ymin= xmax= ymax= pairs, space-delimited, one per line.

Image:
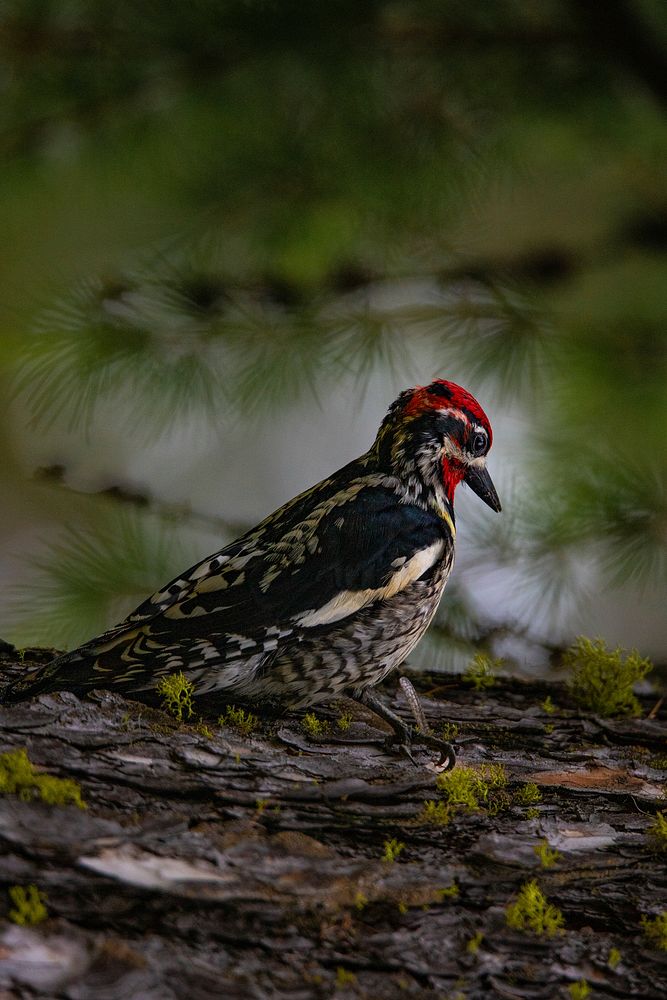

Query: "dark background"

xmin=1 ymin=0 xmax=666 ymax=669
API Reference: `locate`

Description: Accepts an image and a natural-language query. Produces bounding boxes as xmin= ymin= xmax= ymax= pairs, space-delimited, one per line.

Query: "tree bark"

xmin=1 ymin=647 xmax=666 ymax=999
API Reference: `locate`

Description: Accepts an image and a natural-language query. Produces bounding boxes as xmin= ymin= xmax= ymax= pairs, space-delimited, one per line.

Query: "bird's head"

xmin=374 ymin=379 xmax=501 ymax=514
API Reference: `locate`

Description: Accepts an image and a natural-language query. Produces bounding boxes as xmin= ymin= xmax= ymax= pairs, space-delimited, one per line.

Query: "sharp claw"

xmin=384 ymin=728 xmax=456 ymax=770
xmin=411 ymin=732 xmax=457 ymax=771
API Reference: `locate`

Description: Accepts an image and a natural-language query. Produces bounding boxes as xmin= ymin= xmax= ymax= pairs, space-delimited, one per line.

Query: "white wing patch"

xmin=297 ymin=539 xmax=445 ymax=628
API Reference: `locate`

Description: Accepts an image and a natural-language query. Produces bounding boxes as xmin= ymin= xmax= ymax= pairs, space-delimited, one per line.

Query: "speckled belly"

xmin=241 ymin=557 xmax=453 ymax=708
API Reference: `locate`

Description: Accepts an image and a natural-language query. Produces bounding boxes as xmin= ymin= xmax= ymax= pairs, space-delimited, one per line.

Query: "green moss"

xmin=436 ymin=763 xmax=507 ymax=812
xmin=353 ymin=891 xmax=368 ymax=911
xmin=195 ymin=720 xmax=214 ymax=739
xmin=301 ymin=712 xmax=331 ymax=738
xmin=641 ymin=911 xmax=667 ymax=950
xmin=648 ymin=811 xmax=667 ymax=852
xmin=382 ymin=837 xmax=405 ymax=862
xmin=466 ymin=931 xmax=483 ymax=954
xmin=607 ymin=947 xmax=621 ymax=970
xmin=335 ymin=967 xmax=357 ymax=986
xmin=544 ymin=722 xmax=555 ymax=735
xmin=436 ymin=767 xmax=482 ymax=810
xmin=568 ymin=981 xmax=590 ymax=1000
xmin=525 ymin=807 xmax=540 ymax=820
xmin=540 ymin=695 xmax=557 ymax=715
xmin=419 ymin=799 xmax=452 ymax=825
xmin=487 ymin=789 xmax=513 ymax=816
xmin=336 ymin=712 xmax=352 ymax=731
xmin=8 ymin=885 xmax=48 ymax=925
xmin=440 ymin=722 xmax=459 ymax=741
xmin=564 ymin=636 xmax=653 ymax=717
xmin=533 ymin=839 xmax=561 ymax=869
xmin=484 ymin=764 xmax=508 ymax=789
xmin=219 ymin=705 xmax=260 ymax=736
xmin=156 ymin=671 xmax=194 ymax=721
xmin=420 ymin=763 xmax=511 ymax=823
xmin=515 ymin=782 xmax=542 ymax=806
xmin=437 ymin=884 xmax=459 ymax=901
xmin=463 ymin=653 xmax=499 ymax=691
xmin=0 ymin=748 xmax=86 ymax=808
xmin=505 ymin=880 xmax=565 ymax=937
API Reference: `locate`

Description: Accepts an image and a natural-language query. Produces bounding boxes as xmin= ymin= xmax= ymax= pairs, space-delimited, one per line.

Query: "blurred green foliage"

xmin=1 ymin=0 xmax=666 ymax=659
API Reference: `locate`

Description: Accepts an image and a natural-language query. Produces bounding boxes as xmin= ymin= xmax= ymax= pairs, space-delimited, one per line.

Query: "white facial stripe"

xmin=434 ymin=407 xmax=470 ymax=462
xmin=297 ymin=540 xmax=445 ymax=628
xmin=441 ymin=437 xmax=465 ymax=461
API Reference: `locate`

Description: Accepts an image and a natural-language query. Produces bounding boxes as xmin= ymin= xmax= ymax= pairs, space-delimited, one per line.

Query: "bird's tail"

xmin=1 ymin=649 xmax=86 ymax=703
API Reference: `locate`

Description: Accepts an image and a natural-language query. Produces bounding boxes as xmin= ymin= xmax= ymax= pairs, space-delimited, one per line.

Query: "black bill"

xmin=464 ymin=464 xmax=502 ymax=512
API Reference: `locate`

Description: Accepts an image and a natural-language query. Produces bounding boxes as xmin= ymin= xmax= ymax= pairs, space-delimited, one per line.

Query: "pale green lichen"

xmin=8 ymin=885 xmax=48 ymax=925
xmin=505 ymin=880 xmax=565 ymax=937
xmin=156 ymin=671 xmax=194 ymax=721
xmin=564 ymin=636 xmax=652 ymax=717
xmin=0 ymin=748 xmax=85 ymax=809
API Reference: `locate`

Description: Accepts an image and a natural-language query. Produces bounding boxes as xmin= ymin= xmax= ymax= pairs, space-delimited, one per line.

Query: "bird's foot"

xmin=405 ymin=729 xmax=456 ymax=771
xmin=383 ymin=721 xmax=456 ymax=771
xmin=353 ymin=686 xmax=456 ymax=771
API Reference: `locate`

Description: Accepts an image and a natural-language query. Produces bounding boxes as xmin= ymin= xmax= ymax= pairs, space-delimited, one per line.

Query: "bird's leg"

xmin=354 ymin=689 xmax=417 ymax=765
xmin=398 ymin=676 xmax=429 ymax=732
xmin=398 ymin=676 xmax=456 ymax=770
xmin=354 ymin=685 xmax=456 ymax=771
xmin=357 ymin=688 xmax=413 ymax=743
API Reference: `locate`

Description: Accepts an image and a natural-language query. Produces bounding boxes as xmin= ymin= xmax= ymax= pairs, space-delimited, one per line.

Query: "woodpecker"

xmin=3 ymin=380 xmax=500 ymax=764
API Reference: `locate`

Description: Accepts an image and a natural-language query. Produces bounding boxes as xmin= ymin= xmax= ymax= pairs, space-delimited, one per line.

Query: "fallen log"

xmin=1 ymin=647 xmax=665 ymax=999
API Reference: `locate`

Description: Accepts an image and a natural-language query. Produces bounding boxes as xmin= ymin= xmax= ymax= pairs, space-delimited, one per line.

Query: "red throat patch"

xmin=441 ymin=454 xmax=465 ymax=503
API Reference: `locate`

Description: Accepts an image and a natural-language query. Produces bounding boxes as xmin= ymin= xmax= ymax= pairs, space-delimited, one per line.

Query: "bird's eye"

xmin=471 ymin=432 xmax=487 ymax=456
